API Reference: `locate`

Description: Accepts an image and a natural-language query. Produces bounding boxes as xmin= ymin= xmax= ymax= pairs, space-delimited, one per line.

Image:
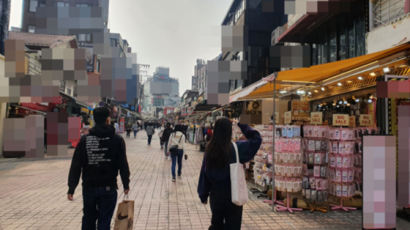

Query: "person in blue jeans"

xmin=67 ymin=107 xmax=130 ymax=230
xmin=167 ymin=125 xmax=186 ymax=182
xmin=197 ymin=118 xmax=261 ymax=230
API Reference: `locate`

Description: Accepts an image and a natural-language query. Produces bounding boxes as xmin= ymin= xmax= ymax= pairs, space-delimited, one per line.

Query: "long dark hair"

xmin=205 ymin=118 xmax=232 ymax=169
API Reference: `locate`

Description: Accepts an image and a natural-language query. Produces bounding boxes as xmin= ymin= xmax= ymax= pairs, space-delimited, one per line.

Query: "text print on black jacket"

xmin=68 ymin=124 xmax=130 ymax=194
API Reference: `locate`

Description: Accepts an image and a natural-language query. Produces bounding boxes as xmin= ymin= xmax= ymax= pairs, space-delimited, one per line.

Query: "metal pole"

xmin=272 ymin=78 xmax=277 ymax=212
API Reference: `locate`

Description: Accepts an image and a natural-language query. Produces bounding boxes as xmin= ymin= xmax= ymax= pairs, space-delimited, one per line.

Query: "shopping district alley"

xmin=0 ymin=133 xmax=408 ymax=230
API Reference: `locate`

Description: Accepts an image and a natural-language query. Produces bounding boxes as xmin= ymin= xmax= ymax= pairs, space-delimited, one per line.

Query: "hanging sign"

xmin=310 ymin=112 xmax=323 ymax=125
xmin=332 ymin=114 xmax=349 ymax=126
xmin=284 ymin=111 xmax=292 ymax=124
xmin=359 ymin=114 xmax=374 ymax=127
xmin=349 ymin=116 xmax=356 ymax=128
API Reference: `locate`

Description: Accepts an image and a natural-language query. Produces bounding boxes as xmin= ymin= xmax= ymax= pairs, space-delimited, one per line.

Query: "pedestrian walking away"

xmin=161 ymin=123 xmax=174 ymax=159
xmin=167 ymin=125 xmax=186 ymax=182
xmin=132 ymin=122 xmax=139 ymax=138
xmin=145 ymin=123 xmax=155 ymax=145
xmin=197 ymin=118 xmax=261 ymax=230
xmin=67 ymin=107 xmax=130 ymax=230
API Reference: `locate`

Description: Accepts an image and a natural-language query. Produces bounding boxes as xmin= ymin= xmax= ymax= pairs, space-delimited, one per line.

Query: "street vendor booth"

xmin=228 ymin=42 xmax=410 ymax=228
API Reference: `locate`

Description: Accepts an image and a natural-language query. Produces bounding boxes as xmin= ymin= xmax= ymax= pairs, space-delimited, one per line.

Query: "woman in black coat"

xmin=197 ymin=118 xmax=262 ymax=230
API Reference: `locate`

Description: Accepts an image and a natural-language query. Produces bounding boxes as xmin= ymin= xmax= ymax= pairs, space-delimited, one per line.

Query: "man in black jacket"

xmin=161 ymin=123 xmax=173 ymax=159
xmin=67 ymin=107 xmax=130 ymax=230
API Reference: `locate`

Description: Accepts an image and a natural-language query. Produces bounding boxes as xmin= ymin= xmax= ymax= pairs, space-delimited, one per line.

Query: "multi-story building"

xmin=220 ymin=0 xmax=287 ymax=93
xmin=194 ymin=59 xmax=206 ymax=94
xmin=367 ymin=0 xmax=410 ymax=52
xmin=180 ymin=90 xmax=199 ymax=117
xmin=21 ymin=0 xmax=140 ymax=107
xmin=142 ymin=67 xmax=180 ymax=117
xmin=191 ymin=75 xmax=198 ymax=91
xmin=273 ymin=0 xmax=368 ymax=66
xmin=0 ymin=0 xmax=10 ymax=55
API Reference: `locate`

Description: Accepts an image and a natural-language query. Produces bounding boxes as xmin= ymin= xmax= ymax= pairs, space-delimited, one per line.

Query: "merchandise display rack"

xmin=302 ymin=125 xmax=330 ymax=212
xmin=328 ymin=127 xmax=357 ymax=212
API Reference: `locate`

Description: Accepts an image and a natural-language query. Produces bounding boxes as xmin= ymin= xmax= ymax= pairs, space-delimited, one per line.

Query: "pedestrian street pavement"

xmin=0 ymin=132 xmax=409 ymax=229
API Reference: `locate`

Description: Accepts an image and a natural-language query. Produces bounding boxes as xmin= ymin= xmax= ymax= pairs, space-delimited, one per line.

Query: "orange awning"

xmin=276 ymin=42 xmax=410 ymax=83
xmin=238 ymin=42 xmax=410 ymax=101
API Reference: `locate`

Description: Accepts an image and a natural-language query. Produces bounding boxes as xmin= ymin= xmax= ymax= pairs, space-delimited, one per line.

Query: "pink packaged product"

xmin=303 ymin=164 xmax=309 ymax=176
xmin=315 ymin=178 xmax=322 ymax=190
xmin=347 ymin=168 xmax=354 ymax=182
xmin=294 ymin=139 xmax=301 ymax=152
xmin=342 ymin=170 xmax=348 ymax=183
xmin=321 ymin=179 xmax=328 ymax=190
xmin=331 ymin=141 xmax=338 ymax=153
xmin=309 ymin=177 xmax=316 ymax=189
xmin=342 ymin=155 xmax=353 ymax=168
xmin=329 ymin=154 xmax=336 ymax=168
xmin=314 ymin=165 xmax=321 ymax=177
xmin=315 ymin=140 xmax=322 ymax=151
xmin=335 ymin=169 xmax=342 ymax=182
xmin=342 ymin=141 xmax=355 ymax=154
xmin=313 ymin=126 xmax=319 ymax=137
xmin=286 ymin=179 xmax=293 ymax=193
xmin=308 ymin=153 xmax=314 ymax=165
xmin=336 ymin=184 xmax=342 ymax=197
xmin=338 ymin=142 xmax=345 ymax=154
xmin=336 ymin=156 xmax=343 ymax=168
xmin=308 ymin=140 xmax=315 ymax=151
xmin=320 ymin=166 xmax=327 ymax=178
xmin=314 ymin=153 xmax=324 ymax=165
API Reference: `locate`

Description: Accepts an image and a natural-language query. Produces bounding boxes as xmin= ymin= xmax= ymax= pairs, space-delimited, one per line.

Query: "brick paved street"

xmin=0 ymin=133 xmax=409 ymax=230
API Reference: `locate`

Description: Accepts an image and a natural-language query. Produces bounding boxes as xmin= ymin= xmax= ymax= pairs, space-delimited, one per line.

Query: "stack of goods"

xmin=328 ymin=128 xmax=356 ymax=198
xmin=302 ymin=126 xmax=329 ymax=203
xmin=274 ymin=125 xmax=303 ymax=193
xmin=253 ymin=125 xmax=273 ymax=187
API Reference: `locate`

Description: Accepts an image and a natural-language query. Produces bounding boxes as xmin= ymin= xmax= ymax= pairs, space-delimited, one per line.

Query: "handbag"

xmin=169 ymin=133 xmax=183 ymax=153
xmin=230 ymin=141 xmax=248 ymax=206
xmin=114 ymin=195 xmax=134 ymax=230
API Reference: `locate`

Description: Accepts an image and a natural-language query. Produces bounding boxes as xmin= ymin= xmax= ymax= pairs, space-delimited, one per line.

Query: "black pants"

xmin=147 ymin=135 xmax=152 ymax=145
xmin=82 ymin=187 xmax=117 ymax=230
xmin=209 ymin=194 xmax=243 ymax=230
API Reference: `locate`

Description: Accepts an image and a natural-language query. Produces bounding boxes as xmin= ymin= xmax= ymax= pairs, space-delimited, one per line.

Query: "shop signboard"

xmin=284 ymin=111 xmax=292 ymax=124
xmin=310 ymin=112 xmax=323 ymax=125
xmin=332 ymin=114 xmax=349 ymax=126
xmin=291 ymin=101 xmax=310 ymax=121
xmin=359 ymin=114 xmax=374 ymax=127
xmin=349 ymin=116 xmax=356 ymax=128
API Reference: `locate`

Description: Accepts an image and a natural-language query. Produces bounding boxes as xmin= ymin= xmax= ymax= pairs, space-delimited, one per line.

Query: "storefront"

xmin=227 ymin=42 xmax=409 ymax=226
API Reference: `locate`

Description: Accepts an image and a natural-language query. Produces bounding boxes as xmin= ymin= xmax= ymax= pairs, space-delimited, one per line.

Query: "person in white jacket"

xmin=167 ymin=125 xmax=186 ymax=182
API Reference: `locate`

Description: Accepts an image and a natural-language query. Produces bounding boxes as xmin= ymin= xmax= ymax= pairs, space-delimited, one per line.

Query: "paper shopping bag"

xmin=114 ymin=200 xmax=134 ymax=230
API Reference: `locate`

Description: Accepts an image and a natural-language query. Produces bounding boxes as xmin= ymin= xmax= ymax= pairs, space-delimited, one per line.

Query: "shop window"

xmin=29 ymin=0 xmax=38 ymax=12
xmin=348 ymin=24 xmax=356 ymax=58
xmin=76 ymin=3 xmax=90 ymax=8
xmin=338 ymin=28 xmax=348 ymax=60
xmin=78 ymin=33 xmax=92 ymax=42
xmin=311 ymin=44 xmax=318 ymax=65
xmin=355 ymin=18 xmax=366 ymax=56
xmin=28 ymin=25 xmax=36 ymax=33
xmin=329 ymin=30 xmax=337 ymax=62
xmin=57 ymin=1 xmax=69 ymax=7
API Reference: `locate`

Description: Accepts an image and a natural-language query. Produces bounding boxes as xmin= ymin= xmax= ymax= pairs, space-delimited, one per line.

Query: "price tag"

xmin=310 ymin=112 xmax=323 ymax=125
xmin=359 ymin=114 xmax=373 ymax=127
xmin=332 ymin=114 xmax=349 ymax=126
xmin=284 ymin=111 xmax=292 ymax=124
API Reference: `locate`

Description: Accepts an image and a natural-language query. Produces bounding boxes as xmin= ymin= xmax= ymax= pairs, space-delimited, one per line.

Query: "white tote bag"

xmin=230 ymin=141 xmax=248 ymax=206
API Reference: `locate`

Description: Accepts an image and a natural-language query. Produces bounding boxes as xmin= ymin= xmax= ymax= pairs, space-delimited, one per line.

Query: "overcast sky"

xmin=9 ymin=0 xmax=232 ymax=96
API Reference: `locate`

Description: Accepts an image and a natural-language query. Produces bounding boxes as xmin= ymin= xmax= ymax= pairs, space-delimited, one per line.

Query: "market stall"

xmin=228 ymin=42 xmax=410 ymax=217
